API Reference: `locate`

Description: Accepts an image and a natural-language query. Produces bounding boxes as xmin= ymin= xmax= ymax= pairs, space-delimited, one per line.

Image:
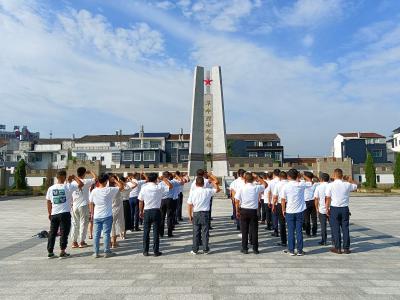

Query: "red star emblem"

xmin=204 ymin=79 xmax=213 ymax=86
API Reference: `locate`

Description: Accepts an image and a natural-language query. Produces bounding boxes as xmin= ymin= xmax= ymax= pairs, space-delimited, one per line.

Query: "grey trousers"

xmin=192 ymin=211 xmax=210 ymax=253
xmin=71 ymin=205 xmax=90 ymax=243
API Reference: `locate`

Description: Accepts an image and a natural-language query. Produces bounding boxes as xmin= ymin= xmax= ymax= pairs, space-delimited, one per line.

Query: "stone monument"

xmin=188 ymin=66 xmax=229 ymax=176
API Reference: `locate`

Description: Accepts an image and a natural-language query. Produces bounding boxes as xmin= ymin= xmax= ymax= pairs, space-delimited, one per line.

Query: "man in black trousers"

xmin=235 ymin=172 xmax=268 ymax=254
xmin=139 ymin=173 xmax=172 ymax=257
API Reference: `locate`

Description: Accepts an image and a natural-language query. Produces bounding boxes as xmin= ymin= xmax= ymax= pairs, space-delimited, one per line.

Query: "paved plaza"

xmin=0 ymin=192 xmax=400 ymax=300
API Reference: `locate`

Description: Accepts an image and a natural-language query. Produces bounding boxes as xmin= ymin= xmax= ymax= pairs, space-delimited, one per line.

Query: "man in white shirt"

xmin=303 ymin=171 xmax=318 ymax=237
xmin=70 ymin=167 xmax=97 ymax=249
xmin=235 ymin=172 xmax=267 ymax=254
xmin=314 ymin=173 xmax=330 ymax=246
xmin=272 ymin=171 xmax=288 ymax=247
xmin=263 ymin=172 xmax=273 ymax=230
xmin=187 ymin=174 xmax=220 ymax=254
xmin=326 ymin=168 xmax=358 ymax=254
xmin=46 ymin=170 xmax=83 ymax=259
xmin=129 ymin=172 xmax=146 ymax=231
xmin=89 ymin=173 xmax=125 ymax=258
xmin=266 ymin=169 xmax=280 ymax=237
xmin=229 ymin=169 xmax=246 ymax=231
xmin=139 ymin=173 xmax=173 ymax=256
xmin=170 ymin=172 xmax=185 ymax=226
xmin=281 ymin=168 xmax=309 ymax=256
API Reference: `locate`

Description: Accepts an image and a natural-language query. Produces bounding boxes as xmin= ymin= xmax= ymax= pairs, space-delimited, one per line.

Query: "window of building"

xmin=134 ymin=152 xmax=141 ymax=161
xmin=36 ymin=153 xmax=42 ymax=162
xmin=132 ymin=140 xmax=140 ymax=148
xmin=122 ymin=151 xmax=133 ymax=161
xmin=371 ymin=150 xmax=383 ymax=158
xmin=265 ymin=152 xmax=272 ymax=158
xmin=52 ymin=154 xmax=57 ymax=162
xmin=183 ymin=142 xmax=189 ymax=148
xmin=101 ymin=156 xmax=105 ymax=161
xmin=143 ymin=141 xmax=151 ymax=149
xmin=143 ymin=151 xmax=155 ymax=161
xmin=249 ymin=152 xmax=258 ymax=158
xmin=376 ymin=175 xmax=380 ymax=183
xmin=180 ymin=154 xmax=189 ymax=161
xmin=17 ymin=155 xmax=21 ymax=161
xmin=76 ymin=153 xmax=86 ymax=161
xmin=91 ymin=156 xmax=97 ymax=161
xmin=395 ymin=139 xmax=398 ymax=147
xmin=110 ymin=142 xmax=115 ymax=147
xmin=266 ymin=142 xmax=272 ymax=147
xmin=112 ymin=153 xmax=121 ymax=162
xmin=61 ymin=155 xmax=66 ymax=161
xmin=172 ymin=142 xmax=179 ymax=148
xmin=150 ymin=141 xmax=161 ymax=148
xmin=275 ymin=152 xmax=282 ymax=161
xmin=358 ymin=175 xmax=362 ymax=182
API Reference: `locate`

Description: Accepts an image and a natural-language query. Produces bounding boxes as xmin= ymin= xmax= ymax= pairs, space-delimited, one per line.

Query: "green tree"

xmin=14 ymin=159 xmax=27 ymax=190
xmin=364 ymin=152 xmax=377 ymax=188
xmin=394 ymin=152 xmax=400 ymax=189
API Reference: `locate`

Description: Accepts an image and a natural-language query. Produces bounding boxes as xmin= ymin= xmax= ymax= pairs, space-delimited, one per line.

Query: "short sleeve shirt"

xmin=138 ymin=182 xmax=169 ymax=210
xmin=235 ymin=183 xmax=265 ymax=209
xmin=71 ymin=178 xmax=95 ymax=209
xmin=187 ymin=187 xmax=216 ymax=212
xmin=314 ymin=182 xmax=328 ymax=214
xmin=129 ymin=179 xmax=146 ymax=198
xmin=89 ymin=187 xmax=120 ymax=219
xmin=281 ymin=181 xmax=308 ymax=214
xmin=46 ymin=183 xmax=78 ymax=215
xmin=273 ymin=180 xmax=288 ymax=204
xmin=325 ymin=179 xmax=357 ymax=207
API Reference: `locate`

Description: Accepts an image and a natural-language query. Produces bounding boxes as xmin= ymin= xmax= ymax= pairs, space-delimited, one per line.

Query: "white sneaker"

xmin=190 ymin=250 xmax=198 ymax=255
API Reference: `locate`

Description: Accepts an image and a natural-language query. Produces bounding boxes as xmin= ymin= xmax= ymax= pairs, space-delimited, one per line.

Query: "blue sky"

xmin=1 ymin=0 xmax=400 ymax=156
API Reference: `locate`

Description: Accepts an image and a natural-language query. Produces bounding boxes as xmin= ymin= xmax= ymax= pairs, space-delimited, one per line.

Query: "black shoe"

xmin=154 ymin=252 xmax=163 ymax=257
xmin=271 ymin=232 xmax=279 ymax=237
xmin=167 ymin=234 xmax=174 ymax=238
xmin=47 ymin=252 xmax=56 ymax=259
xmin=209 ymin=226 xmax=213 ymax=230
xmin=318 ymin=241 xmax=326 ymax=246
xmin=236 ymin=226 xmax=240 ymax=231
xmin=231 ymin=216 xmax=234 ymax=220
xmin=253 ymin=249 xmax=260 ymax=254
xmin=240 ymin=249 xmax=249 ymax=254
xmin=276 ymin=242 xmax=287 ymax=247
xmin=210 ymin=217 xmax=214 ymax=221
xmin=179 ymin=218 xmax=183 ymax=221
xmin=135 ymin=228 xmax=141 ymax=231
xmin=312 ymin=233 xmax=317 ymax=237
xmin=143 ymin=252 xmax=149 ymax=257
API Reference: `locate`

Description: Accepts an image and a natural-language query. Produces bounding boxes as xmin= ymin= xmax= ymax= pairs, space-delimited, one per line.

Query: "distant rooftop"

xmin=76 ymin=135 xmax=134 ymax=143
xmin=338 ymin=132 xmax=385 ymax=139
xmin=132 ymin=133 xmax=170 ymax=138
xmin=227 ymin=133 xmax=280 ymax=141
xmin=36 ymin=138 xmax=72 ymax=145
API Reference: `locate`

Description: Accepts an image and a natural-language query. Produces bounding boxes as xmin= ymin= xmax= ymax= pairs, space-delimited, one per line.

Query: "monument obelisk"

xmin=188 ymin=66 xmax=229 ymax=177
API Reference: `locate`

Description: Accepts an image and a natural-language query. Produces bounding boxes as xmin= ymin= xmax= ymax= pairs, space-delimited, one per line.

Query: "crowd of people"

xmin=45 ymin=166 xmax=357 ymax=259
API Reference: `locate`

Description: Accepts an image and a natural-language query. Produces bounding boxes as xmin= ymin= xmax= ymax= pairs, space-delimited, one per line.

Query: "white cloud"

xmin=57 ymin=9 xmax=165 ymax=62
xmin=0 ymin=1 xmax=192 ymax=136
xmin=277 ymin=0 xmax=344 ymax=28
xmin=302 ymin=34 xmax=314 ymax=47
xmin=176 ymin=0 xmax=260 ymax=32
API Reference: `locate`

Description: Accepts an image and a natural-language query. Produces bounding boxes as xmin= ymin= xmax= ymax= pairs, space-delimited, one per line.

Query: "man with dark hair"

xmin=326 ymin=169 xmax=358 ymax=254
xmin=46 ymin=170 xmax=83 ymax=259
xmin=187 ymin=173 xmax=220 ymax=254
xmin=272 ymin=171 xmax=288 ymax=247
xmin=281 ymin=168 xmax=309 ymax=256
xmin=229 ymin=169 xmax=246 ymax=232
xmin=139 ymin=172 xmax=173 ymax=256
xmin=71 ymin=167 xmax=97 ymax=249
xmin=175 ymin=171 xmax=189 ymax=222
xmin=235 ymin=173 xmax=267 ymax=254
xmin=303 ymin=171 xmax=318 ymax=237
xmin=89 ymin=173 xmax=125 ymax=258
xmin=265 ymin=169 xmax=280 ymax=237
xmin=314 ymin=173 xmax=330 ymax=246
